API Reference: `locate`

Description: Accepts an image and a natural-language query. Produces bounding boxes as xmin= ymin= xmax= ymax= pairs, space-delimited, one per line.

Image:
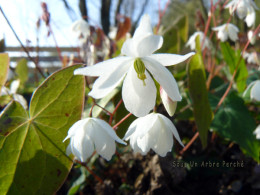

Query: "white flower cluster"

xmin=64 ymin=15 xmax=195 ymax=162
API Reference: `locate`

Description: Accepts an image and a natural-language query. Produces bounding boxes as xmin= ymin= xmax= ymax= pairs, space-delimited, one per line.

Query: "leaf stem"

xmin=109 ymin=99 xmax=123 ymax=125
xmin=180 ymin=132 xmax=199 ymax=155
xmin=215 ymin=24 xmax=260 ymax=112
xmin=113 ymin=113 xmax=132 ymax=130
xmin=75 ymin=160 xmax=104 ymax=184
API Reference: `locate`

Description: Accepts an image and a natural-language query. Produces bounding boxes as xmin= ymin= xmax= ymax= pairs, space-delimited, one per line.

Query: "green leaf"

xmin=188 ymin=52 xmax=213 ymax=148
xmin=157 ymin=27 xmax=180 ymax=54
xmin=0 ymin=53 xmax=9 ymax=95
xmin=0 ymin=65 xmax=85 ymax=194
xmin=176 ymin=15 xmax=189 ymax=43
xmin=15 ymin=58 xmax=28 ymax=84
xmin=220 ymin=42 xmax=248 ymax=93
xmin=211 ymin=93 xmax=259 ymax=161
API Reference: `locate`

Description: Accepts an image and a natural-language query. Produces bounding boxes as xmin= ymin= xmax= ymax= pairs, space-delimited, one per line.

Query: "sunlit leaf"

xmin=187 ymin=37 xmax=213 ymax=148
xmin=0 ymin=65 xmax=85 ymax=194
xmin=15 ymin=58 xmax=28 ymax=84
xmin=177 ymin=15 xmax=189 ymax=43
xmin=220 ymin=42 xmax=248 ymax=93
xmin=0 ymin=53 xmax=9 ymax=96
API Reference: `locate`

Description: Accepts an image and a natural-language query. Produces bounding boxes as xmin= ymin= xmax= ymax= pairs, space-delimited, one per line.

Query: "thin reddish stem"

xmin=76 ymin=160 xmax=103 ymax=184
xmin=113 ymin=113 xmax=132 ymax=130
xmin=109 ymin=99 xmax=123 ymax=125
xmin=215 ymin=24 xmax=260 ymax=112
xmin=180 ymin=132 xmax=199 ymax=155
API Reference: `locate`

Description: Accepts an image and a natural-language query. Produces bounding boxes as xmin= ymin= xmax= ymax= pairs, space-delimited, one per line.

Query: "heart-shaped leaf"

xmin=0 ymin=65 xmax=85 ymax=194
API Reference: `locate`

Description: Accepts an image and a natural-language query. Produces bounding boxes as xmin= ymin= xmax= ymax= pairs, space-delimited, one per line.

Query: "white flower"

xmin=212 ymin=23 xmax=239 ymax=42
xmin=74 ymin=15 xmax=194 ymax=117
xmin=250 ymin=80 xmax=260 ymax=101
xmin=243 ymin=52 xmax=259 ymax=65
xmin=123 ymin=113 xmax=183 ymax=157
xmin=225 ymin=0 xmax=259 ymax=27
xmin=71 ymin=19 xmax=90 ymax=44
xmin=1 ymin=80 xmax=28 ymax=109
xmin=244 ymin=80 xmax=260 ymax=101
xmin=186 ymin=31 xmax=211 ymax=50
xmin=160 ymin=86 xmax=177 ymax=116
xmin=253 ymin=125 xmax=260 ymax=139
xmin=64 ymin=118 xmax=126 ymax=162
xmin=247 ymin=30 xmax=256 ymax=45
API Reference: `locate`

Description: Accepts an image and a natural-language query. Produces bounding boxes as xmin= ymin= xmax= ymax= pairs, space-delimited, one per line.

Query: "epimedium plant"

xmin=0 ymin=0 xmax=260 ymax=193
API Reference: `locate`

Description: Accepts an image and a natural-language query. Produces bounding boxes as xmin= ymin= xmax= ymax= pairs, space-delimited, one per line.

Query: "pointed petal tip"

xmin=63 ymin=136 xmax=70 ymax=142
xmin=74 ymin=68 xmax=83 ymax=75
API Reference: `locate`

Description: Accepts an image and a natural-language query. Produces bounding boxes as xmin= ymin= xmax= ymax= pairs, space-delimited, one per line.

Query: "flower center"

xmin=134 ymin=58 xmax=147 ymax=86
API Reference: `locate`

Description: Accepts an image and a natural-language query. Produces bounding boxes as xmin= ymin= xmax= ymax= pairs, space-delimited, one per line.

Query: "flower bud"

xmin=160 ymin=86 xmax=177 ymax=116
xmin=134 ymin=58 xmax=147 ymax=86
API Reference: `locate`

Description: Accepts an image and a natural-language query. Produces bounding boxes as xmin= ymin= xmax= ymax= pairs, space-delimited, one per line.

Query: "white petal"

xmin=1 ymin=86 xmax=10 ymax=96
xmin=136 ymin=115 xmax=160 ymax=153
xmin=245 ymin=9 xmax=255 ymax=27
xmin=135 ymin=35 xmax=163 ymax=57
xmin=121 ymin=35 xmax=163 ymax=57
xmin=88 ymin=60 xmax=132 ymax=98
xmin=121 ymin=39 xmax=136 ymax=57
xmin=133 ymin=14 xmax=153 ymax=38
xmin=13 ymin=94 xmax=28 ymax=109
xmin=122 ymin=65 xmax=156 ymax=117
xmin=159 ymin=114 xmax=184 ymax=147
xmin=228 ymin=25 xmax=239 ymax=42
xmin=87 ymin=122 xmax=116 ymax=161
xmin=66 ymin=142 xmax=72 ymax=156
xmin=93 ymin=118 xmax=126 ymax=145
xmin=10 ymin=80 xmax=20 ymax=94
xmin=143 ymin=58 xmax=182 ymax=101
xmin=74 ymin=56 xmax=131 ymax=76
xmin=160 ymin=87 xmax=177 ymax=116
xmin=137 ymin=134 xmax=151 ymax=154
xmin=63 ymin=119 xmax=89 ymax=141
xmin=218 ymin=30 xmax=228 ymax=42
xmin=254 ymin=125 xmax=260 ymax=139
xmin=147 ymin=52 xmax=195 ymax=66
xmin=123 ymin=118 xmax=140 ymax=140
xmin=152 ymin=122 xmax=173 ymax=157
xmin=251 ymin=80 xmax=260 ymax=101
xmin=129 ymin=131 xmax=147 ymax=155
xmin=71 ymin=131 xmax=94 ymax=162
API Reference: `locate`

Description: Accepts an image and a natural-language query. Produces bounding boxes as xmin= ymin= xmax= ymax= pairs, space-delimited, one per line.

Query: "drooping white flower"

xmin=123 ymin=113 xmax=183 ymax=157
xmin=71 ymin=19 xmax=90 ymax=44
xmin=243 ymin=80 xmax=260 ymax=101
xmin=1 ymin=80 xmax=28 ymax=109
xmin=253 ymin=125 xmax=260 ymax=139
xmin=225 ymin=0 xmax=259 ymax=27
xmin=243 ymin=52 xmax=259 ymax=65
xmin=212 ymin=23 xmax=239 ymax=42
xmin=64 ymin=118 xmax=126 ymax=162
xmin=160 ymin=86 xmax=177 ymax=116
xmin=186 ymin=31 xmax=211 ymax=50
xmin=74 ymin=15 xmax=194 ymax=117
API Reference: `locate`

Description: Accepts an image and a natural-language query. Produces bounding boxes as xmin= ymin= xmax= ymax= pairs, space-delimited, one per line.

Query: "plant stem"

xmin=113 ymin=113 xmax=132 ymax=130
xmin=76 ymin=160 xmax=104 ymax=184
xmin=180 ymin=132 xmax=199 ymax=155
xmin=109 ymin=99 xmax=123 ymax=125
xmin=0 ymin=6 xmax=46 ymax=78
